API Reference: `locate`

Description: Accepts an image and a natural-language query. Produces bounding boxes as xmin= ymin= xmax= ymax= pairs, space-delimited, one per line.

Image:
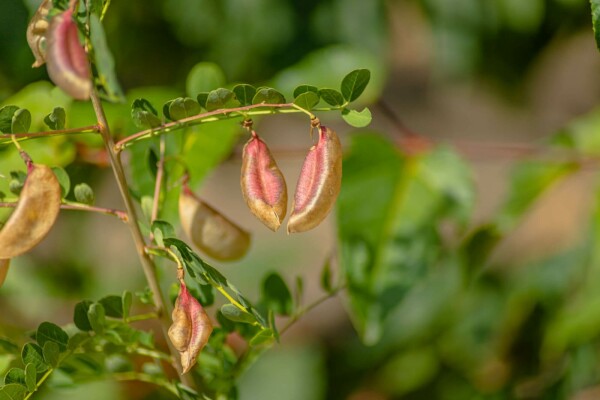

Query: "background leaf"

xmin=186 ymin=62 xmax=226 ymax=97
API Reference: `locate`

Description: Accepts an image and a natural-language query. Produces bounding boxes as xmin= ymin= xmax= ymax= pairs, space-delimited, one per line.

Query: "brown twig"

xmin=0 ymin=125 xmax=100 ymax=141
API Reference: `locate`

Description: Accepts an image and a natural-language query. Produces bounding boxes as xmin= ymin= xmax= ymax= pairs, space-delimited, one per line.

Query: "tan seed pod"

xmin=179 ymin=187 xmax=251 ymax=261
xmin=168 ymin=281 xmax=213 ymax=374
xmin=240 ymin=131 xmax=287 ymax=231
xmin=26 ymin=0 xmax=53 ymax=67
xmin=0 ymin=259 xmax=10 ymax=289
xmin=287 ymin=126 xmax=342 ymax=233
xmin=0 ymin=164 xmax=62 ymax=259
xmin=46 ymin=8 xmax=92 ymax=100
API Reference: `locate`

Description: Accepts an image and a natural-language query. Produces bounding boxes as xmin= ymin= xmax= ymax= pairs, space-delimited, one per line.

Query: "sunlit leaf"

xmin=293 ymin=92 xmax=319 ymax=111
xmin=205 ymin=88 xmax=240 ymax=111
xmin=11 ymin=109 xmax=31 ymax=134
xmin=341 ymin=69 xmax=370 ymax=102
xmin=341 ymin=107 xmax=372 ymax=127
xmin=252 ymin=88 xmax=285 ymax=105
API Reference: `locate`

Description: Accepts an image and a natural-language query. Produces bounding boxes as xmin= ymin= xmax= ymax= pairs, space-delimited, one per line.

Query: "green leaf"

xmin=131 ymin=98 xmax=162 ymax=130
xmin=342 ymin=107 xmax=372 ymax=128
xmin=338 ymin=135 xmax=473 ymax=345
xmin=169 ymin=97 xmax=202 ymax=120
xmin=74 ymin=183 xmax=95 ymax=205
xmin=88 ymin=303 xmax=106 ymax=335
xmin=0 ymin=384 xmax=27 ymax=400
xmin=220 ymin=304 xmax=256 ymax=324
xmin=3 ymin=368 xmax=25 ymax=385
xmin=319 ymin=88 xmax=345 ymax=107
xmin=341 ymin=69 xmax=370 ymax=102
xmin=293 ymin=92 xmax=320 ymax=111
xmin=232 ymin=84 xmax=256 ymax=106
xmin=73 ymin=300 xmax=93 ymax=331
xmin=43 ymin=107 xmax=66 ymax=130
xmin=293 ymin=85 xmax=319 ymax=98
xmin=0 ymin=339 xmax=19 ymax=354
xmin=186 ymin=62 xmax=226 ymax=97
xmin=320 ymin=259 xmax=333 ymax=294
xmin=592 ymin=0 xmax=600 ymax=51
xmin=162 ymin=100 xmax=174 ymax=121
xmin=21 ymin=344 xmax=48 ymax=374
xmin=11 ymin=109 xmax=31 ymax=134
xmin=261 ymin=273 xmax=293 ymax=316
xmin=249 ymin=329 xmax=275 ymax=347
xmin=122 ymin=291 xmax=133 ymax=321
xmin=0 ymin=106 xmax=19 ymax=133
xmin=196 ymin=93 xmax=209 ymax=109
xmin=99 ymin=295 xmax=124 ymax=318
xmin=24 ymin=363 xmax=36 ymax=392
xmin=205 ymin=88 xmax=239 ymax=111
xmin=42 ymin=342 xmax=60 ymax=369
xmin=51 ymin=167 xmax=70 ymax=198
xmin=252 ymin=88 xmax=285 ymax=105
xmin=36 ymin=322 xmax=69 ymax=352
xmin=146 ymin=147 xmax=159 ymax=179
xmin=151 ymin=220 xmax=176 ymax=247
xmin=89 ymin=14 xmax=124 ymax=102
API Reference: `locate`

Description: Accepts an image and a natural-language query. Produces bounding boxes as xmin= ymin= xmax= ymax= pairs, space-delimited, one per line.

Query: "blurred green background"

xmin=3 ymin=0 xmax=600 ymax=399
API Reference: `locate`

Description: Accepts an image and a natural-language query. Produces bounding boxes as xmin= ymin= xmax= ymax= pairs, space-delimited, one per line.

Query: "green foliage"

xmin=43 ymin=107 xmax=66 ymax=130
xmin=591 ymin=0 xmax=600 ymax=50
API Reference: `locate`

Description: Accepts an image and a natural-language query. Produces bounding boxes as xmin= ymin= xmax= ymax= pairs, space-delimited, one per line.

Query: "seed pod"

xmin=287 ymin=126 xmax=342 ymax=233
xmin=0 ymin=163 xmax=62 ymax=259
xmin=168 ymin=281 xmax=213 ymax=374
xmin=179 ymin=187 xmax=250 ymax=261
xmin=240 ymin=131 xmax=287 ymax=231
xmin=46 ymin=9 xmax=91 ymax=100
xmin=26 ymin=0 xmax=53 ymax=67
xmin=0 ymin=259 xmax=10 ymax=289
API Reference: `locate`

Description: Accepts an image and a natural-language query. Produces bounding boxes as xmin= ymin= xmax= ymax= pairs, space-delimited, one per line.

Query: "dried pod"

xmin=0 ymin=163 xmax=62 ymax=259
xmin=46 ymin=9 xmax=91 ymax=100
xmin=168 ymin=281 xmax=213 ymax=374
xmin=179 ymin=187 xmax=251 ymax=261
xmin=26 ymin=0 xmax=53 ymax=67
xmin=240 ymin=131 xmax=287 ymax=231
xmin=287 ymin=126 xmax=342 ymax=233
xmin=0 ymin=259 xmax=10 ymax=289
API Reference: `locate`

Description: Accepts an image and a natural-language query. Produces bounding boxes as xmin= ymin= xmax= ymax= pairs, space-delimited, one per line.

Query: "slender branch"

xmin=115 ymin=103 xmax=335 ymax=150
xmin=151 ymin=136 xmax=166 ymax=224
xmin=279 ymin=284 xmax=347 ymax=336
xmin=112 ymin=372 xmax=178 ymax=396
xmin=126 ymin=312 xmax=159 ymax=323
xmin=0 ymin=125 xmax=100 ymax=142
xmin=89 ymin=89 xmax=190 ymax=381
xmin=0 ymin=201 xmax=128 ymax=221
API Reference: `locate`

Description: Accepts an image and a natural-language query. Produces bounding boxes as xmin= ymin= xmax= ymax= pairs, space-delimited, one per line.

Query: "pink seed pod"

xmin=26 ymin=0 xmax=53 ymax=67
xmin=168 ymin=281 xmax=213 ymax=374
xmin=240 ymin=131 xmax=287 ymax=231
xmin=45 ymin=8 xmax=91 ymax=100
xmin=287 ymin=126 xmax=342 ymax=233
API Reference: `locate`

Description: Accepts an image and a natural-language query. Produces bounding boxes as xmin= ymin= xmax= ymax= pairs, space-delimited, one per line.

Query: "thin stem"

xmin=0 ymin=201 xmax=128 ymax=222
xmin=89 ymin=89 xmax=190 ymax=381
xmin=0 ymin=125 xmax=99 ymax=143
xmin=279 ymin=284 xmax=347 ymax=336
xmin=23 ymin=368 xmax=54 ymax=400
xmin=126 ymin=312 xmax=159 ymax=323
xmin=112 ymin=372 xmax=178 ymax=396
xmin=115 ymin=103 xmax=332 ymax=150
xmin=151 ymin=136 xmax=166 ymax=224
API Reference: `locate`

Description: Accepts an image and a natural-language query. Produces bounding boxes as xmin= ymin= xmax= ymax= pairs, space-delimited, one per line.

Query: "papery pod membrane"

xmin=168 ymin=281 xmax=213 ymax=374
xmin=287 ymin=126 xmax=342 ymax=233
xmin=26 ymin=0 xmax=53 ymax=67
xmin=46 ymin=8 xmax=92 ymax=100
xmin=240 ymin=131 xmax=287 ymax=231
xmin=0 ymin=163 xmax=62 ymax=259
xmin=179 ymin=187 xmax=251 ymax=261
xmin=0 ymin=259 xmax=10 ymax=289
